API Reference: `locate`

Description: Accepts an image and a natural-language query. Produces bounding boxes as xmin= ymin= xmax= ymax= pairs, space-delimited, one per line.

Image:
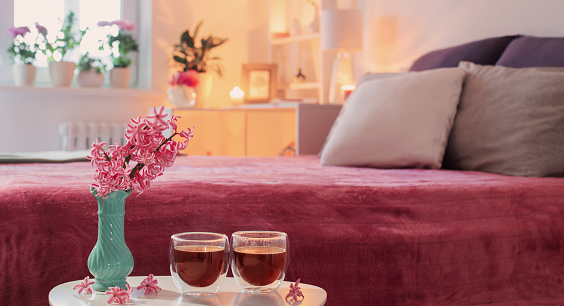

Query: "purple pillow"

xmin=496 ymin=36 xmax=564 ymax=67
xmin=409 ymin=35 xmax=520 ymax=71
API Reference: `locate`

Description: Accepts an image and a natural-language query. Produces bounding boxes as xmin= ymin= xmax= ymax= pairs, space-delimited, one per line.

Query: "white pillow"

xmin=320 ymin=68 xmax=466 ymax=168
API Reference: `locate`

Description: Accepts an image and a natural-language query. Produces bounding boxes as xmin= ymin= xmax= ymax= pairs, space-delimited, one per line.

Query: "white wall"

xmin=355 ymin=0 xmax=564 ymax=75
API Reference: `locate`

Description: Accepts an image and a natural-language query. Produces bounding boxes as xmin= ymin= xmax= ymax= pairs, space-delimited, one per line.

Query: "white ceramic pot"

xmin=49 ymin=61 xmax=76 ymax=87
xmin=110 ymin=67 xmax=131 ymax=88
xmin=12 ymin=64 xmax=36 ymax=86
xmin=167 ymin=85 xmax=196 ymax=107
xmin=194 ymin=72 xmax=214 ymax=108
xmin=77 ymin=70 xmax=104 ymax=88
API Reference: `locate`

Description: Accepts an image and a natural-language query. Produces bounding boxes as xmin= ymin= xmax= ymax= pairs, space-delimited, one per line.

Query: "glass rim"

xmin=171 ymin=232 xmax=228 ymax=242
xmin=232 ymin=231 xmax=287 ymax=238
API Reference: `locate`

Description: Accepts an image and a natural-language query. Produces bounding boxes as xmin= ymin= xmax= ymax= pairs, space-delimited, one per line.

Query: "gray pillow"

xmin=321 ymin=68 xmax=466 ymax=169
xmin=443 ymin=62 xmax=564 ymax=177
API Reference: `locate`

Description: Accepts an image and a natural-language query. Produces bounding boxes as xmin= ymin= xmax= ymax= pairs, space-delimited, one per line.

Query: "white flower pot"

xmin=167 ymin=85 xmax=196 ymax=107
xmin=12 ymin=64 xmax=36 ymax=86
xmin=49 ymin=61 xmax=76 ymax=87
xmin=194 ymin=72 xmax=214 ymax=108
xmin=110 ymin=67 xmax=131 ymax=88
xmin=77 ymin=70 xmax=104 ymax=88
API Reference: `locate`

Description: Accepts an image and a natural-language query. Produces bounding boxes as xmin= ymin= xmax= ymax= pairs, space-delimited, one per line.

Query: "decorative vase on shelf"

xmin=12 ymin=64 xmax=36 ymax=86
xmin=194 ymin=72 xmax=214 ymax=108
xmin=110 ymin=67 xmax=131 ymax=88
xmin=167 ymin=85 xmax=196 ymax=107
xmin=48 ymin=61 xmax=76 ymax=87
xmin=88 ymin=187 xmax=134 ymax=291
xmin=77 ymin=71 xmax=104 ymax=88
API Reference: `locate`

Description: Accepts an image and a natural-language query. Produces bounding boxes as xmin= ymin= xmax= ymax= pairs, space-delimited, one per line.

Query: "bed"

xmin=3 ymin=35 xmax=564 ymax=305
xmin=1 ymin=155 xmax=564 ymax=305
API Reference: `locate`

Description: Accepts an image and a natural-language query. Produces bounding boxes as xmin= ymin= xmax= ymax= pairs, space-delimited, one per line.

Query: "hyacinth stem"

xmin=127 ymin=132 xmax=178 ymax=179
xmin=154 ymin=132 xmax=178 ymax=152
xmin=129 ymin=163 xmax=144 ymax=179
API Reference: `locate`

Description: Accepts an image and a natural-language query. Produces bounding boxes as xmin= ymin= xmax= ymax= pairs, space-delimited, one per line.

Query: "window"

xmin=7 ymin=0 xmax=138 ymax=87
xmin=14 ymin=0 xmax=121 ymax=66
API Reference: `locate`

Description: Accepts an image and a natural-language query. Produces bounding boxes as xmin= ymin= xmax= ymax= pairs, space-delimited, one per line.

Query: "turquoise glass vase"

xmin=88 ymin=187 xmax=134 ymax=291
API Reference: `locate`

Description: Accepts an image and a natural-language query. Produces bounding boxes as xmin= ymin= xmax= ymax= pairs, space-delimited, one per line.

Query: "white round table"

xmin=49 ymin=276 xmax=327 ymax=305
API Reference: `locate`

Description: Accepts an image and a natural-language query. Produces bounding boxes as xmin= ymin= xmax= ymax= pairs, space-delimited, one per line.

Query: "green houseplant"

xmin=172 ymin=21 xmax=228 ymax=76
xmin=43 ymin=11 xmax=85 ymax=87
xmin=98 ymin=20 xmax=138 ymax=88
xmin=77 ymin=53 xmax=106 ymax=87
xmin=171 ymin=21 xmax=228 ymax=108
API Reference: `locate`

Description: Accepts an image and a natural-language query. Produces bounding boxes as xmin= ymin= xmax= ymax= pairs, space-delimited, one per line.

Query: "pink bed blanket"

xmin=1 ymin=155 xmax=564 ymax=305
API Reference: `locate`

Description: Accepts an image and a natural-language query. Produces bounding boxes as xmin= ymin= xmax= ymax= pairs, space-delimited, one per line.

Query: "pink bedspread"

xmin=1 ymin=155 xmax=564 ymax=305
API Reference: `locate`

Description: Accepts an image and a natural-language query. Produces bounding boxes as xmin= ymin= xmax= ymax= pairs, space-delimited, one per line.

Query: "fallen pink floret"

xmin=136 ymin=274 xmax=162 ymax=295
xmin=285 ymin=278 xmax=305 ymax=302
xmin=105 ymin=284 xmax=132 ymax=304
xmin=73 ymin=276 xmax=94 ymax=294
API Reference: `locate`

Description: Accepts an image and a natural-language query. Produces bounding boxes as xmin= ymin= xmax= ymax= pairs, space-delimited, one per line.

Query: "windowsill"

xmin=0 ymin=84 xmax=163 ymax=100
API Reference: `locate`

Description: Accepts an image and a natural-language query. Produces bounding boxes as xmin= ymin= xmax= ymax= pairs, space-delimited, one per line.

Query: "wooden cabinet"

xmin=167 ymin=103 xmax=341 ymax=157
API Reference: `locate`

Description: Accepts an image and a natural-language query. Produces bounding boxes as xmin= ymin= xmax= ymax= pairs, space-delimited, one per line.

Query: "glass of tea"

xmin=231 ymin=231 xmax=289 ymax=293
xmin=170 ymin=232 xmax=229 ymax=296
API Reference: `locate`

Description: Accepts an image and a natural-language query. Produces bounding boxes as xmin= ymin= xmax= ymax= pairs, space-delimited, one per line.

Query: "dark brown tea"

xmin=173 ymin=245 xmax=225 ymax=287
xmin=234 ymin=246 xmax=287 ymax=286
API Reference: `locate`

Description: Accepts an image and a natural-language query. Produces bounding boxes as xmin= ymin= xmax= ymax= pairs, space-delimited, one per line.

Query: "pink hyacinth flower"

xmin=105 ymin=284 xmax=132 ymax=304
xmin=146 ymin=106 xmax=169 ymax=127
xmin=73 ymin=276 xmax=94 ymax=294
xmin=136 ymin=274 xmax=162 ymax=295
xmin=285 ymin=278 xmax=304 ymax=302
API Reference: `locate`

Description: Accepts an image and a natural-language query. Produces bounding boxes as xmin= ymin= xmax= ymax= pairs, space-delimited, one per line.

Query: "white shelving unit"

xmin=268 ymin=0 xmax=327 ymax=104
xmin=270 ymin=33 xmax=320 ymax=45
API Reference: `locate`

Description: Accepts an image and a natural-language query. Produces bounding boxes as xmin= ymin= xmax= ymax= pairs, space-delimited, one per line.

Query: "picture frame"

xmin=241 ymin=63 xmax=277 ymax=103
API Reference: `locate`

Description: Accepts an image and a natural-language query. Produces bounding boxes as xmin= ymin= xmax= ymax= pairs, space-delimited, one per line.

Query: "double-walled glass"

xmin=231 ymin=231 xmax=289 ymax=293
xmin=170 ymin=232 xmax=229 ymax=296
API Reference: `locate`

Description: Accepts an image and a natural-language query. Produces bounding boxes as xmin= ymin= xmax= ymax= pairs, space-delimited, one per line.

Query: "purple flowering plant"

xmin=88 ymin=106 xmax=194 ymax=198
xmin=7 ymin=23 xmax=47 ymax=64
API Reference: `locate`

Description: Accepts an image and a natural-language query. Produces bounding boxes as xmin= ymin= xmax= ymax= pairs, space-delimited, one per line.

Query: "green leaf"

xmin=193 ymin=21 xmax=203 ymax=42
xmin=211 ymin=37 xmax=228 ymax=48
xmin=180 ymin=30 xmax=190 ymax=44
xmin=173 ymin=55 xmax=187 ymax=64
xmin=181 ymin=30 xmax=195 ymax=49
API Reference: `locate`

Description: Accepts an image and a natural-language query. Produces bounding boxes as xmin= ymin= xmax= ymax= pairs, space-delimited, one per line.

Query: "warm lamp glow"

xmin=341 ymin=85 xmax=356 ymax=101
xmin=321 ymin=9 xmax=363 ymax=105
xmin=230 ymin=86 xmax=244 ymax=99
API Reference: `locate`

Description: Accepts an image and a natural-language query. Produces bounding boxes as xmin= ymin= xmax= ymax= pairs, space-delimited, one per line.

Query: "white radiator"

xmin=59 ymin=122 xmax=128 ymax=151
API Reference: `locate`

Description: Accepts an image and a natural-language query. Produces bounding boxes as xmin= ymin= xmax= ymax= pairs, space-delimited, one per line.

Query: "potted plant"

xmin=98 ymin=20 xmax=138 ymax=88
xmin=7 ymin=23 xmax=47 ymax=86
xmin=43 ymin=11 xmax=85 ymax=87
xmin=167 ymin=70 xmax=199 ymax=107
xmin=172 ymin=21 xmax=228 ymax=108
xmin=77 ymin=52 xmax=106 ymax=87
